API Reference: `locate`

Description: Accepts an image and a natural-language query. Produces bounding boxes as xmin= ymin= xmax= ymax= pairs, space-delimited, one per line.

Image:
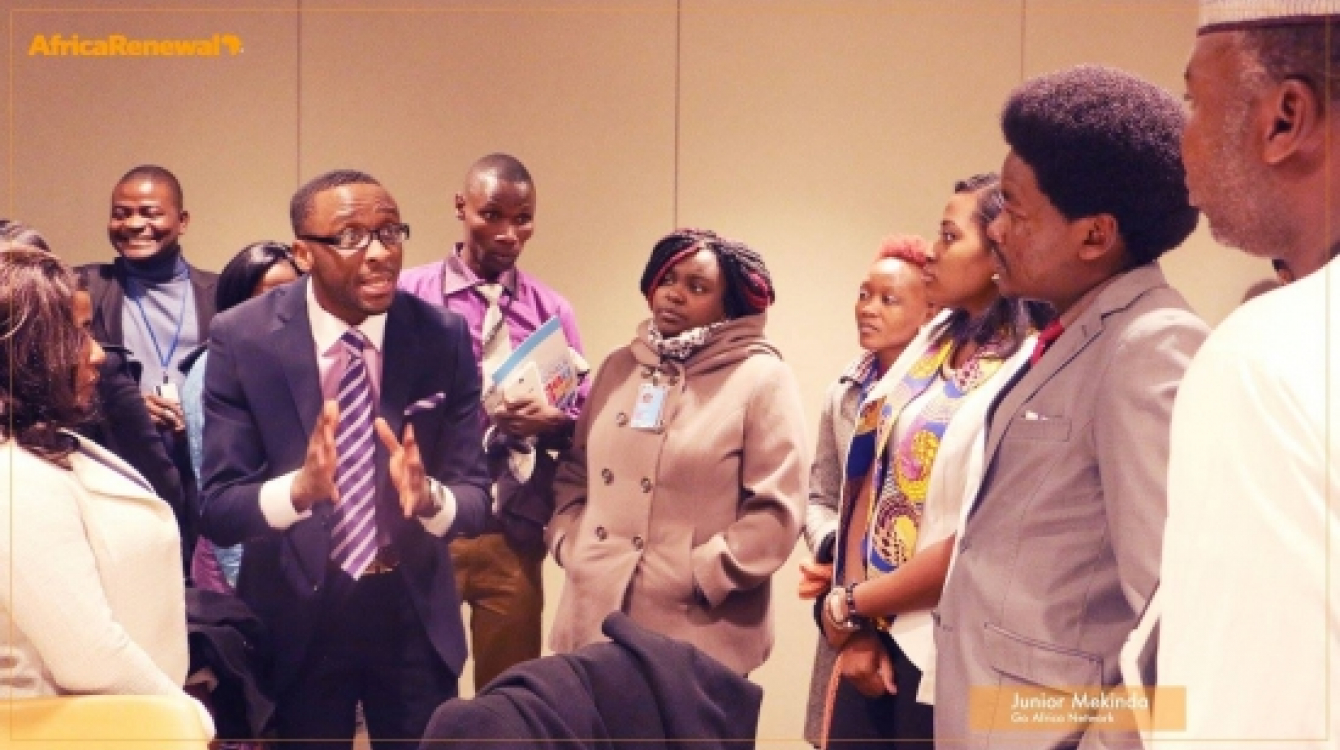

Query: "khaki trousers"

xmin=450 ymin=532 xmax=544 ymax=689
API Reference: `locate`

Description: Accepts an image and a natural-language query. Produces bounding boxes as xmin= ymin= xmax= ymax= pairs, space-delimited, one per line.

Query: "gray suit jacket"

xmin=933 ymin=264 xmax=1207 ymax=750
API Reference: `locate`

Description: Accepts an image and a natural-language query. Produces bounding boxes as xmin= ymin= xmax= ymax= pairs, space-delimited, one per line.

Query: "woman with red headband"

xmin=546 ymin=228 xmax=808 ymax=675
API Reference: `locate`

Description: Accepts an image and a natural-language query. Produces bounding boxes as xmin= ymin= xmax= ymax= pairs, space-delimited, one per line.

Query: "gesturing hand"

xmin=839 ymin=631 xmax=897 ymax=698
xmin=290 ymin=400 xmax=340 ymax=513
xmin=798 ymin=559 xmax=834 ymax=600
xmin=375 ymin=419 xmax=435 ymax=519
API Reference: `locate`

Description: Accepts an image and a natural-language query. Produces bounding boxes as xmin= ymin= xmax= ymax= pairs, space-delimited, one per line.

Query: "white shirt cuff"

xmin=417 ymin=478 xmax=458 ymax=537
xmin=259 ymin=471 xmax=312 ymax=530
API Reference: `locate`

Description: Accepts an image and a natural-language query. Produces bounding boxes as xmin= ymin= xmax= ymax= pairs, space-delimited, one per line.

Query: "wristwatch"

xmin=825 ymin=583 xmax=866 ymax=632
xmin=417 ymin=477 xmax=446 ymax=518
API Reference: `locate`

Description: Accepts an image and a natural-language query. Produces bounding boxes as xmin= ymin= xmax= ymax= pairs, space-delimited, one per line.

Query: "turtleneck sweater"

xmin=117 ymin=246 xmax=200 ymax=393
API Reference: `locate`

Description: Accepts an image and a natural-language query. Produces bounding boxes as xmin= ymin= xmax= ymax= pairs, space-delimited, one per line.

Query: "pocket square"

xmin=404 ymin=391 xmax=446 ymax=417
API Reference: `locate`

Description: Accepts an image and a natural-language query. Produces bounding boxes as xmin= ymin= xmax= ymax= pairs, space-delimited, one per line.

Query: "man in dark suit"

xmin=199 ymin=169 xmax=491 ymax=749
xmin=77 ymin=164 xmax=217 ymax=570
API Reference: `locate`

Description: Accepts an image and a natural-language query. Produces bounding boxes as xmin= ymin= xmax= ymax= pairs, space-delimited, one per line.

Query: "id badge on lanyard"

xmin=629 ymin=382 xmax=669 ymax=431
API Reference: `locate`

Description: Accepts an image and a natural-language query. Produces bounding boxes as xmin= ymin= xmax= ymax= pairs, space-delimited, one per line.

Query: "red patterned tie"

xmin=1029 ymin=320 xmax=1065 ymax=367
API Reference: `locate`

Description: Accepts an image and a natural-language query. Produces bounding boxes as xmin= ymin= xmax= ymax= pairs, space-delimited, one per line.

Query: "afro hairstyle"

xmin=1001 ymin=65 xmax=1199 ymax=265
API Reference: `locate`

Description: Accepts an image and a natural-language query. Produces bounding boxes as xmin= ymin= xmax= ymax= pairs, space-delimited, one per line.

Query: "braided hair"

xmin=639 ymin=228 xmax=775 ymax=319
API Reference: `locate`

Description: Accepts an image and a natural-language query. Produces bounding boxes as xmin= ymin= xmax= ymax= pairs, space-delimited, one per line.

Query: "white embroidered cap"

xmin=1200 ymin=0 xmax=1340 ymax=32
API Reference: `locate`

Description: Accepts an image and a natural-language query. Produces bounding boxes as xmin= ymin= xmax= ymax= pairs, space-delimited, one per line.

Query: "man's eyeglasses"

xmin=297 ymin=223 xmax=411 ymax=254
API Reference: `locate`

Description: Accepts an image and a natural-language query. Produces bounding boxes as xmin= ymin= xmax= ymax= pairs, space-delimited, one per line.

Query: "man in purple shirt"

xmin=399 ymin=153 xmax=587 ymax=688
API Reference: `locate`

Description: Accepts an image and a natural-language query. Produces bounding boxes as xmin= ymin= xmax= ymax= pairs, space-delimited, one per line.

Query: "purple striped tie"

xmin=329 ymin=330 xmax=378 ymax=579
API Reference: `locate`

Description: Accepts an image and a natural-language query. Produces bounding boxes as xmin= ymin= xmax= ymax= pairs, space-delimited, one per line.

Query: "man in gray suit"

xmin=932 ymin=66 xmax=1210 ymax=750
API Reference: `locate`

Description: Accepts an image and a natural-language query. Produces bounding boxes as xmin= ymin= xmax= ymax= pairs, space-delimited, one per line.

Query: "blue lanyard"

xmin=127 ymin=278 xmax=189 ymax=382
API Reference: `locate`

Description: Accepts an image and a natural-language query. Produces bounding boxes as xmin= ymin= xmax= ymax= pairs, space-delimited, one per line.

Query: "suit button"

xmin=615 ymin=412 xmax=628 ymax=426
xmin=601 ymin=469 xmax=613 ymax=484
xmin=640 ymin=478 xmax=652 ymax=493
xmin=595 ymin=526 xmax=608 ymax=541
xmin=632 ymin=535 xmax=645 ymax=551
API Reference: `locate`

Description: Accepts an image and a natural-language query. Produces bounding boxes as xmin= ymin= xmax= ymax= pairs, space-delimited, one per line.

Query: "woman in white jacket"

xmin=0 ymin=239 xmax=189 ymax=698
xmin=817 ymin=175 xmax=1051 ymax=749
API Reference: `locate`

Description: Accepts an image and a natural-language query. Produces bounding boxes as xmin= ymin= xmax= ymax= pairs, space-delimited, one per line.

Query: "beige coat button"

xmin=595 ymin=526 xmax=608 ymax=540
xmin=601 ymin=468 xmax=614 ymax=484
xmin=632 ymin=535 xmax=645 ymax=551
xmin=640 ymin=478 xmax=653 ymax=493
xmin=615 ymin=412 xmax=628 ymax=426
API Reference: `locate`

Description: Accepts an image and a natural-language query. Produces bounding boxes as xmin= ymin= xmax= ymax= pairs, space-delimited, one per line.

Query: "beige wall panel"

xmin=678 ymin=2 xmax=1022 ymax=743
xmin=9 ymin=4 xmax=299 ymax=269
xmin=297 ymin=4 xmax=677 ymax=366
xmin=679 ymin=0 xmax=1024 ymax=429
xmin=1022 ymin=0 xmax=1273 ymax=324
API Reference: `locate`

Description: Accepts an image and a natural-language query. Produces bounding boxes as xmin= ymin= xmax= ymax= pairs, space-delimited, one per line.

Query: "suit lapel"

xmin=980 ymin=316 xmax=1104 ymax=463
xmin=273 ymin=279 xmax=323 ymax=439
xmin=375 ymin=297 xmax=416 ymax=538
xmin=971 ymin=264 xmax=1169 ymax=519
xmin=187 ymin=263 xmax=217 ymax=336
xmin=91 ymin=266 xmax=125 ymax=344
xmin=379 ymin=296 xmax=413 ymax=440
xmin=268 ymin=280 xmax=333 ymax=584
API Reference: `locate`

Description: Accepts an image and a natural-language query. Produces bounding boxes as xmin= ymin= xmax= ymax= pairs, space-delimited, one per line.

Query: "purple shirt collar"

xmin=441 ymin=244 xmax=519 ymax=298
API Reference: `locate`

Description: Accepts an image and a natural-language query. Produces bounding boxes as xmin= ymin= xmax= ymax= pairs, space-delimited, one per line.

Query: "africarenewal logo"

xmin=28 ymin=33 xmax=243 ymax=57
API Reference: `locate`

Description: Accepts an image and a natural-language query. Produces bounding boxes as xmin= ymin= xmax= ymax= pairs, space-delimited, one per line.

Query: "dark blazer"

xmin=78 ymin=345 xmax=186 ymax=523
xmin=420 ymin=612 xmax=763 ymax=750
xmin=77 ymin=255 xmax=219 ymax=576
xmin=76 ymin=257 xmax=219 ymax=347
xmin=198 ymin=278 xmax=492 ymax=693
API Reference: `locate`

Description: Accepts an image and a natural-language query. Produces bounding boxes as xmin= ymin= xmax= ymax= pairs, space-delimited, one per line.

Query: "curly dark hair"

xmin=931 ymin=174 xmax=1054 ymax=359
xmin=216 ymin=241 xmax=302 ymax=313
xmin=639 ymin=228 xmax=775 ymax=319
xmin=1001 ymin=65 xmax=1199 ymax=266
xmin=0 ymin=246 xmax=89 ymax=467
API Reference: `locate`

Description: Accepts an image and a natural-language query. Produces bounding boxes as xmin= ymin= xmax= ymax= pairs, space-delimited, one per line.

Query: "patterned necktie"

xmin=1029 ymin=319 xmax=1066 ymax=366
xmin=477 ymin=282 xmax=513 ymax=385
xmin=329 ymin=329 xmax=378 ymax=579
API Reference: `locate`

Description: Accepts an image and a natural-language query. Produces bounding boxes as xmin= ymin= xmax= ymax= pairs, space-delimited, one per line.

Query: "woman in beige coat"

xmin=547 ymin=228 xmax=808 ymax=675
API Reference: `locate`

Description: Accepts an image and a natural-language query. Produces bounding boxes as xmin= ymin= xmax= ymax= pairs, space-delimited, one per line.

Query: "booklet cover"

xmin=484 ymin=316 xmax=584 ymax=412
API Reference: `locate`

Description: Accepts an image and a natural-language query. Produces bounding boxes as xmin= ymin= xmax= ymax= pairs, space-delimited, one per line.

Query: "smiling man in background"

xmin=78 ymin=164 xmax=217 ymax=573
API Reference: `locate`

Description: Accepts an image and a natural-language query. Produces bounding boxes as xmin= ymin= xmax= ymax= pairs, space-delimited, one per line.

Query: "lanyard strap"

xmin=127 ymin=278 xmax=189 ymax=380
